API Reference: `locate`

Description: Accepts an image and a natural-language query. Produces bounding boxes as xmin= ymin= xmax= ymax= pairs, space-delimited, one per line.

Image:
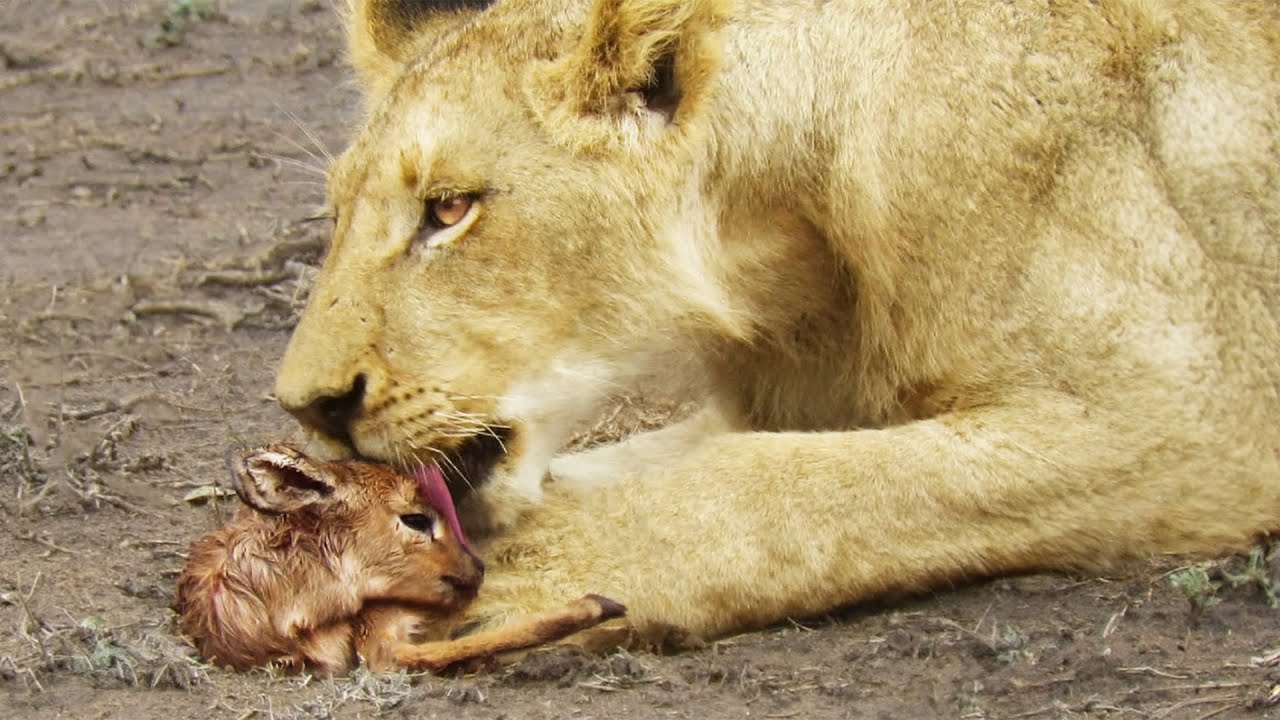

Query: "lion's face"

xmin=275 ymin=3 xmax=735 ymax=521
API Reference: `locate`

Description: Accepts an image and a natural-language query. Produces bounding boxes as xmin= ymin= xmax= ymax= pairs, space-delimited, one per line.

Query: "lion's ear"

xmin=526 ymin=0 xmax=732 ymax=152
xmin=344 ymin=0 xmax=496 ymax=106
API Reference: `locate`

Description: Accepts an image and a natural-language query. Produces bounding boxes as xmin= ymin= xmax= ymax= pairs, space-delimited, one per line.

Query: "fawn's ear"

xmin=344 ymin=0 xmax=497 ymax=105
xmin=525 ymin=0 xmax=732 ymax=152
xmin=227 ymin=445 xmax=338 ymax=514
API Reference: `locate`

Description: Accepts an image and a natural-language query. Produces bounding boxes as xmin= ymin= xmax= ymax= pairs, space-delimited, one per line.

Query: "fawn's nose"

xmin=279 ymin=375 xmax=367 ymax=446
xmin=443 ymin=555 xmax=485 ymax=596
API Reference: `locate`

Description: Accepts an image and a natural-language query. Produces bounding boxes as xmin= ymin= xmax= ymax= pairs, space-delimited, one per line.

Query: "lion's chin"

xmin=300 ymin=430 xmax=359 ymax=462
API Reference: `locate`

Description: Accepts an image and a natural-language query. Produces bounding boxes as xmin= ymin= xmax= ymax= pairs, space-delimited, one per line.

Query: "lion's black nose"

xmin=284 ymin=374 xmax=366 ymax=445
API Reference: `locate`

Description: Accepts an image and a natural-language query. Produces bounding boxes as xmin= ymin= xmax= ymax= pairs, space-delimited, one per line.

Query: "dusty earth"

xmin=2 ymin=2 xmax=1279 ymax=719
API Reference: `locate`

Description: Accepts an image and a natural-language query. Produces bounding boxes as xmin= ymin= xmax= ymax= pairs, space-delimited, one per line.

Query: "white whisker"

xmin=426 ymin=446 xmax=473 ymax=492
xmin=276 ymin=106 xmax=335 ymax=166
xmin=257 ymin=152 xmax=328 ymax=178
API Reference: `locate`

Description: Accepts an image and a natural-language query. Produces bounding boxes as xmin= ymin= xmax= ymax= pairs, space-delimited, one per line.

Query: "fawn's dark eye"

xmin=399 ymin=513 xmax=436 ymax=536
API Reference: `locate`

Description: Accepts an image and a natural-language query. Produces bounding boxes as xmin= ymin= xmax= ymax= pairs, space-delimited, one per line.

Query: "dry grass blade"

xmin=1252 ymin=648 xmax=1280 ymax=667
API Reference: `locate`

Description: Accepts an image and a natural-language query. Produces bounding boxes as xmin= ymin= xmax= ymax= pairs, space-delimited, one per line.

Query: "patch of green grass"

xmin=1 ymin=424 xmax=36 ymax=480
xmin=993 ymin=625 xmax=1027 ymax=665
xmin=9 ymin=588 xmax=208 ymax=690
xmin=1169 ymin=542 xmax=1280 ymax=615
xmin=153 ymin=1 xmax=223 ymax=48
xmin=1220 ymin=544 xmax=1280 ymax=608
xmin=1168 ymin=566 xmax=1221 ymax=616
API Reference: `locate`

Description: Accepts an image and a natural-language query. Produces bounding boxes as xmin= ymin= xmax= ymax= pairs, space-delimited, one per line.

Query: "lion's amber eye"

xmin=425 ymin=195 xmax=473 ymax=229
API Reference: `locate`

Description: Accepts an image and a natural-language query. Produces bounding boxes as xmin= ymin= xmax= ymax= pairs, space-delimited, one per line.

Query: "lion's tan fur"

xmin=275 ymin=0 xmax=1280 ymax=642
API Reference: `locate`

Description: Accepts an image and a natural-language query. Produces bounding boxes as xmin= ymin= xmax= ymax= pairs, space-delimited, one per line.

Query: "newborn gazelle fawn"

xmin=175 ymin=445 xmax=624 ymax=674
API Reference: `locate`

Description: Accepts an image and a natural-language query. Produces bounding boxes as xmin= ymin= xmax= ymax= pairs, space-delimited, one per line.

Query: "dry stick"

xmin=1118 ymin=666 xmax=1190 ymax=679
xmin=1102 ymin=604 xmax=1128 ymax=638
xmin=931 ymin=616 xmax=1000 ymax=653
xmin=130 ymin=299 xmax=250 ymax=330
xmin=1007 ymin=701 xmax=1130 ymax=720
xmin=60 ymin=400 xmax=123 ymax=421
xmin=9 ymin=382 xmax=40 ymax=505
xmin=1156 ymin=695 xmax=1238 ymax=719
xmin=1005 ymin=705 xmax=1057 ymax=719
xmin=62 ymin=469 xmax=164 ymax=519
xmin=1190 ymin=704 xmax=1238 ymax=720
xmin=18 ymin=481 xmax=57 ymax=514
xmin=54 ymin=350 xmax=154 ymax=371
xmin=33 ymin=311 xmax=97 ymax=324
xmin=0 ymin=655 xmax=44 ymax=693
xmin=12 ymin=530 xmax=79 ymax=556
xmin=1132 ymin=682 xmax=1249 ymax=695
xmin=14 ymin=573 xmax=49 ymax=665
xmin=24 ymin=372 xmax=162 ymax=389
xmin=1252 ymin=648 xmax=1280 ymax=667
xmin=149 ymin=64 xmax=232 ymax=82
xmin=196 ymin=268 xmax=292 ymax=287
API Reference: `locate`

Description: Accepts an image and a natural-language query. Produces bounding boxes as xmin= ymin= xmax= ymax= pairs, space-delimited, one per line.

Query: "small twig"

xmin=63 ymin=470 xmax=163 ymax=518
xmin=13 ymin=530 xmax=79 ymax=556
xmin=130 ymin=299 xmax=262 ymax=331
xmin=14 ymin=574 xmax=50 ymax=664
xmin=1118 ymin=665 xmax=1189 ymax=679
xmin=1011 ymin=673 xmax=1076 ymax=691
xmin=60 ymin=400 xmax=122 ymax=421
xmin=0 ymin=656 xmax=44 ymax=693
xmin=1131 ymin=681 xmax=1249 ymax=695
xmin=196 ymin=268 xmax=292 ymax=287
xmin=785 ymin=617 xmax=815 ymax=632
xmin=576 ymin=679 xmax=623 ymax=692
xmin=53 ymin=350 xmax=154 ymax=371
xmin=23 ymin=371 xmax=160 ymax=389
xmin=149 ymin=64 xmax=232 ymax=81
xmin=1156 ymin=695 xmax=1238 ymax=719
xmin=1190 ymin=704 xmax=1238 ymax=720
xmin=931 ymin=617 xmax=998 ymax=653
xmin=33 ymin=311 xmax=97 ymax=324
xmin=18 ymin=481 xmax=57 ymax=514
xmin=1006 ymin=705 xmax=1057 ymax=719
xmin=1102 ymin=604 xmax=1127 ymax=638
xmin=97 ymin=491 xmax=164 ymax=518
xmin=1252 ymin=648 xmax=1280 ymax=667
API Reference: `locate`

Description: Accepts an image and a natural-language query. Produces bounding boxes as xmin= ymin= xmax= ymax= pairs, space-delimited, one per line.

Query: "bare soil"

xmin=2 ymin=2 xmax=1279 ymax=719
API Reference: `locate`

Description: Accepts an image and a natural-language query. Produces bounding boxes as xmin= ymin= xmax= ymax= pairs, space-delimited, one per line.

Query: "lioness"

xmin=273 ymin=0 xmax=1280 ymax=641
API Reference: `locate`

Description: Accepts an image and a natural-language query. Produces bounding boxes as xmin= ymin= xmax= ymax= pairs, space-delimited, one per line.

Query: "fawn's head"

xmin=225 ymin=444 xmax=484 ymax=611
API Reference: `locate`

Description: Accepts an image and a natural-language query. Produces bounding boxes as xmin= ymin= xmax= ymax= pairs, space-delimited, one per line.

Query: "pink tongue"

xmin=414 ymin=465 xmax=475 ymax=556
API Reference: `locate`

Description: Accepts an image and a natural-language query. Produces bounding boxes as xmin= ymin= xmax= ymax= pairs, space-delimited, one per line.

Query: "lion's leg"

xmin=499 ymin=393 xmax=1278 ymax=641
xmin=549 ymin=402 xmax=734 ymax=490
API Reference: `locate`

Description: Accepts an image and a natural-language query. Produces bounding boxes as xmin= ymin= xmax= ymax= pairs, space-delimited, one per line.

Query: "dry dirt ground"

xmin=2 ymin=2 xmax=1279 ymax=719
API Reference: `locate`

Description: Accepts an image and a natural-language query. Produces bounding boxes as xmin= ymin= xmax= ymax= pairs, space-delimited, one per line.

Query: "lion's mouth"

xmin=438 ymin=426 xmax=512 ymax=502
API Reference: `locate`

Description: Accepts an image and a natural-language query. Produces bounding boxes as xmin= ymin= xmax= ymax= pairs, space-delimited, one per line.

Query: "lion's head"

xmin=274 ymin=0 xmax=747 ymax=527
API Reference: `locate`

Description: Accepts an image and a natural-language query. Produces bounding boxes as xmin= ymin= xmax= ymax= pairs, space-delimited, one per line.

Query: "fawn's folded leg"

xmin=393 ymin=594 xmax=627 ymax=673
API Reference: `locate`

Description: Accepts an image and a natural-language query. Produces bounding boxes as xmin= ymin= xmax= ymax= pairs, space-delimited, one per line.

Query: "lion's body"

xmin=274 ymin=0 xmax=1280 ymax=641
